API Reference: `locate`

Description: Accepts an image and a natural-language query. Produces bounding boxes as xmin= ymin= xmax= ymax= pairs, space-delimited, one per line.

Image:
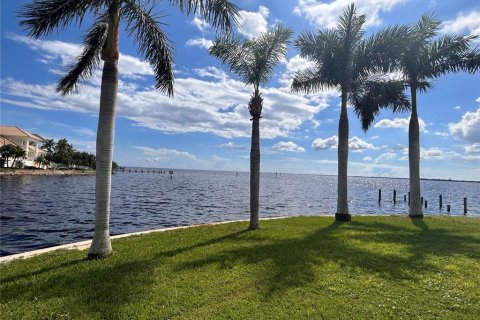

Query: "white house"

xmin=0 ymin=126 xmax=45 ymax=167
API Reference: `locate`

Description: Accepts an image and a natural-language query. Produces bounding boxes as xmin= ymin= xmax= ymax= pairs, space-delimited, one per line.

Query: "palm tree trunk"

xmin=336 ymin=91 xmax=351 ymax=221
xmin=408 ymin=86 xmax=423 ymax=218
xmin=249 ymin=114 xmax=260 ymax=230
xmin=88 ymin=60 xmax=118 ymax=258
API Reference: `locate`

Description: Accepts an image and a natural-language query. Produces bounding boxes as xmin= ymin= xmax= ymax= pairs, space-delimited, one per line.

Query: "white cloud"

xmin=193 ymin=66 xmax=228 ymax=80
xmin=476 ymin=97 xmax=480 ymax=104
xmin=434 ymin=131 xmax=449 ymax=137
xmin=7 ymin=34 xmax=153 ymax=78
xmin=440 ymin=11 xmax=480 ymax=38
xmin=465 ymin=143 xmax=480 ymax=155
xmin=186 ymin=37 xmax=214 ymax=49
xmin=279 ymin=54 xmax=316 ymax=87
xmin=237 ymin=6 xmax=269 ymax=39
xmin=463 ymin=143 xmax=480 ymax=160
xmin=191 ymin=16 xmax=209 ymax=32
xmin=374 ymin=152 xmax=397 ymax=164
xmin=271 ymin=141 xmax=305 ymax=152
xmin=454 ymin=106 xmax=461 ymax=110
xmin=135 ymin=146 xmax=197 ymax=162
xmin=349 ymin=136 xmax=375 ymax=152
xmin=2 ymin=36 xmax=336 ymax=140
xmin=311 ymin=135 xmax=374 ymax=152
xmin=448 ymin=108 xmax=480 ymax=142
xmin=374 ymin=116 xmax=426 ymax=132
xmin=363 ymin=156 xmax=373 ymax=162
xmin=221 ymin=142 xmax=247 ymax=150
xmin=312 ymin=135 xmax=338 ymax=150
xmin=293 ymin=0 xmax=407 ymax=29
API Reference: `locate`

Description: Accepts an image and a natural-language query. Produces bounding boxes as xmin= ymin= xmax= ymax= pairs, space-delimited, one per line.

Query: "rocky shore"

xmin=0 ymin=169 xmax=96 ymax=176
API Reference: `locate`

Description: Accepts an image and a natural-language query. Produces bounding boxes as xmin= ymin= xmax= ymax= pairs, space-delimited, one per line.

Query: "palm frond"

xmin=19 ymin=0 xmax=105 ymax=38
xmin=123 ymin=0 xmax=174 ymax=96
xmin=351 ymin=77 xmax=410 ymax=131
xmin=169 ymin=0 xmax=239 ymax=31
xmin=251 ymin=23 xmax=293 ymax=86
xmin=355 ymin=24 xmax=410 ymax=78
xmin=410 ymin=13 xmax=440 ymax=43
xmin=57 ymin=15 xmax=108 ymax=96
xmin=291 ymin=67 xmax=337 ymax=94
xmin=337 ymin=3 xmax=365 ymax=49
xmin=209 ymin=33 xmax=254 ymax=83
xmin=422 ymin=34 xmax=480 ymax=78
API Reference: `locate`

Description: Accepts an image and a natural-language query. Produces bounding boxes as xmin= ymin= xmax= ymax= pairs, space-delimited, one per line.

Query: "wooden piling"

xmin=439 ymin=194 xmax=442 ymax=209
xmin=447 ymin=205 xmax=451 ymax=213
xmin=404 ymin=194 xmax=407 ymax=202
xmin=408 ymin=192 xmax=410 ymax=205
xmin=464 ymin=198 xmax=467 ymax=215
xmin=393 ymin=190 xmax=396 ymax=204
xmin=378 ymin=189 xmax=381 ymax=203
xmin=425 ymin=201 xmax=427 ymax=208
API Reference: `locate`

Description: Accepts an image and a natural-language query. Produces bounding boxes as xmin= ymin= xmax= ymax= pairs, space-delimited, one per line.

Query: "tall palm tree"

xmin=20 ymin=0 xmax=239 ymax=258
xmin=292 ymin=3 xmax=407 ymax=221
xmin=209 ymin=24 xmax=293 ymax=230
xmin=355 ymin=14 xmax=479 ymax=218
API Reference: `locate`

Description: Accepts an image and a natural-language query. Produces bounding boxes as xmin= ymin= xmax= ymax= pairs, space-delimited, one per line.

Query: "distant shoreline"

xmin=0 ymin=169 xmax=96 ymax=176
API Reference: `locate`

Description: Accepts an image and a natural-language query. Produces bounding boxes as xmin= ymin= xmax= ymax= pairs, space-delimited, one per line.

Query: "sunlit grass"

xmin=1 ymin=216 xmax=479 ymax=319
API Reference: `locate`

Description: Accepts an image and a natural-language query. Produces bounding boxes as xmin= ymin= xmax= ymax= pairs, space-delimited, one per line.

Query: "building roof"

xmin=0 ymin=136 xmax=20 ymax=148
xmin=0 ymin=126 xmax=43 ymax=142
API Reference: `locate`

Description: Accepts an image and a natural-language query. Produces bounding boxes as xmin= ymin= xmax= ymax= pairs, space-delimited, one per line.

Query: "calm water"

xmin=1 ymin=169 xmax=479 ymax=256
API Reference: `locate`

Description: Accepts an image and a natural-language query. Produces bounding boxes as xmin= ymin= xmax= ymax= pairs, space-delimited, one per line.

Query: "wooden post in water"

xmin=464 ymin=198 xmax=467 ymax=215
xmin=447 ymin=205 xmax=451 ymax=213
xmin=439 ymin=194 xmax=442 ymax=209
xmin=393 ymin=190 xmax=396 ymax=204
xmin=378 ymin=189 xmax=382 ymax=204
xmin=408 ymin=192 xmax=410 ymax=205
xmin=404 ymin=194 xmax=407 ymax=202
xmin=425 ymin=201 xmax=427 ymax=209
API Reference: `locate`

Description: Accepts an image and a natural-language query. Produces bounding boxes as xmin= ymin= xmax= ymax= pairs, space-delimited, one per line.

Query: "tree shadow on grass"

xmin=174 ymin=218 xmax=480 ymax=298
xmin=1 ymin=218 xmax=479 ymax=318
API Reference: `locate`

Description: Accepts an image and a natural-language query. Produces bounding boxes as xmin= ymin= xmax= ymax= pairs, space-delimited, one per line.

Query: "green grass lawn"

xmin=1 ymin=216 xmax=479 ymax=319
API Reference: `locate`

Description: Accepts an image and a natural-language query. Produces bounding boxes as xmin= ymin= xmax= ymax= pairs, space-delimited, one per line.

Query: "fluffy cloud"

xmin=191 ymin=16 xmax=209 ymax=32
xmin=221 ymin=142 xmax=247 ymax=150
xmin=448 ymin=108 xmax=480 ymax=142
xmin=463 ymin=143 xmax=480 ymax=160
xmin=349 ymin=136 xmax=375 ymax=152
xmin=271 ymin=141 xmax=305 ymax=152
xmin=193 ymin=67 xmax=228 ymax=80
xmin=374 ymin=152 xmax=397 ymax=164
xmin=312 ymin=136 xmax=338 ymax=150
xmin=374 ymin=117 xmax=426 ymax=132
xmin=7 ymin=34 xmax=153 ymax=78
xmin=440 ymin=10 xmax=480 ymax=38
xmin=237 ymin=6 xmax=269 ymax=38
xmin=279 ymin=54 xmax=316 ymax=87
xmin=186 ymin=37 xmax=214 ymax=49
xmin=312 ymin=136 xmax=374 ymax=152
xmin=293 ymin=0 xmax=407 ymax=29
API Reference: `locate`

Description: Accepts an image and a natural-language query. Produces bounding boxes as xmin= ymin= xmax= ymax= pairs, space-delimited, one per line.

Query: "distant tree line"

xmin=37 ymin=138 xmax=118 ymax=170
xmin=0 ymin=138 xmax=118 ymax=170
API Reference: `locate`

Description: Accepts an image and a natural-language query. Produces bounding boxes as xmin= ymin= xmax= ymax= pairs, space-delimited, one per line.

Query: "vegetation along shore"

xmin=0 ymin=168 xmax=96 ymax=176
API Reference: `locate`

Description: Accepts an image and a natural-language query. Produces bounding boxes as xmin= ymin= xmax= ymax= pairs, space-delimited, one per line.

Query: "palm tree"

xmin=209 ymin=24 xmax=293 ymax=230
xmin=355 ymin=14 xmax=479 ymax=218
xmin=292 ymin=3 xmax=408 ymax=221
xmin=20 ymin=0 xmax=239 ymax=258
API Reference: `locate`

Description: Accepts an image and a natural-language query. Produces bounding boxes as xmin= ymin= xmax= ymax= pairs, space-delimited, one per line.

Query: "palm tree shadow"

xmin=175 ymin=218 xmax=480 ymax=298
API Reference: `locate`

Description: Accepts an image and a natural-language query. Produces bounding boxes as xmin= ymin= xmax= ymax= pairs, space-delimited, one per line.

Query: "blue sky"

xmin=1 ymin=0 xmax=479 ymax=180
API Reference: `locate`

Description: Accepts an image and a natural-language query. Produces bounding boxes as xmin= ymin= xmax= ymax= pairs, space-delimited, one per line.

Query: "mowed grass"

xmin=1 ymin=216 xmax=479 ymax=319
